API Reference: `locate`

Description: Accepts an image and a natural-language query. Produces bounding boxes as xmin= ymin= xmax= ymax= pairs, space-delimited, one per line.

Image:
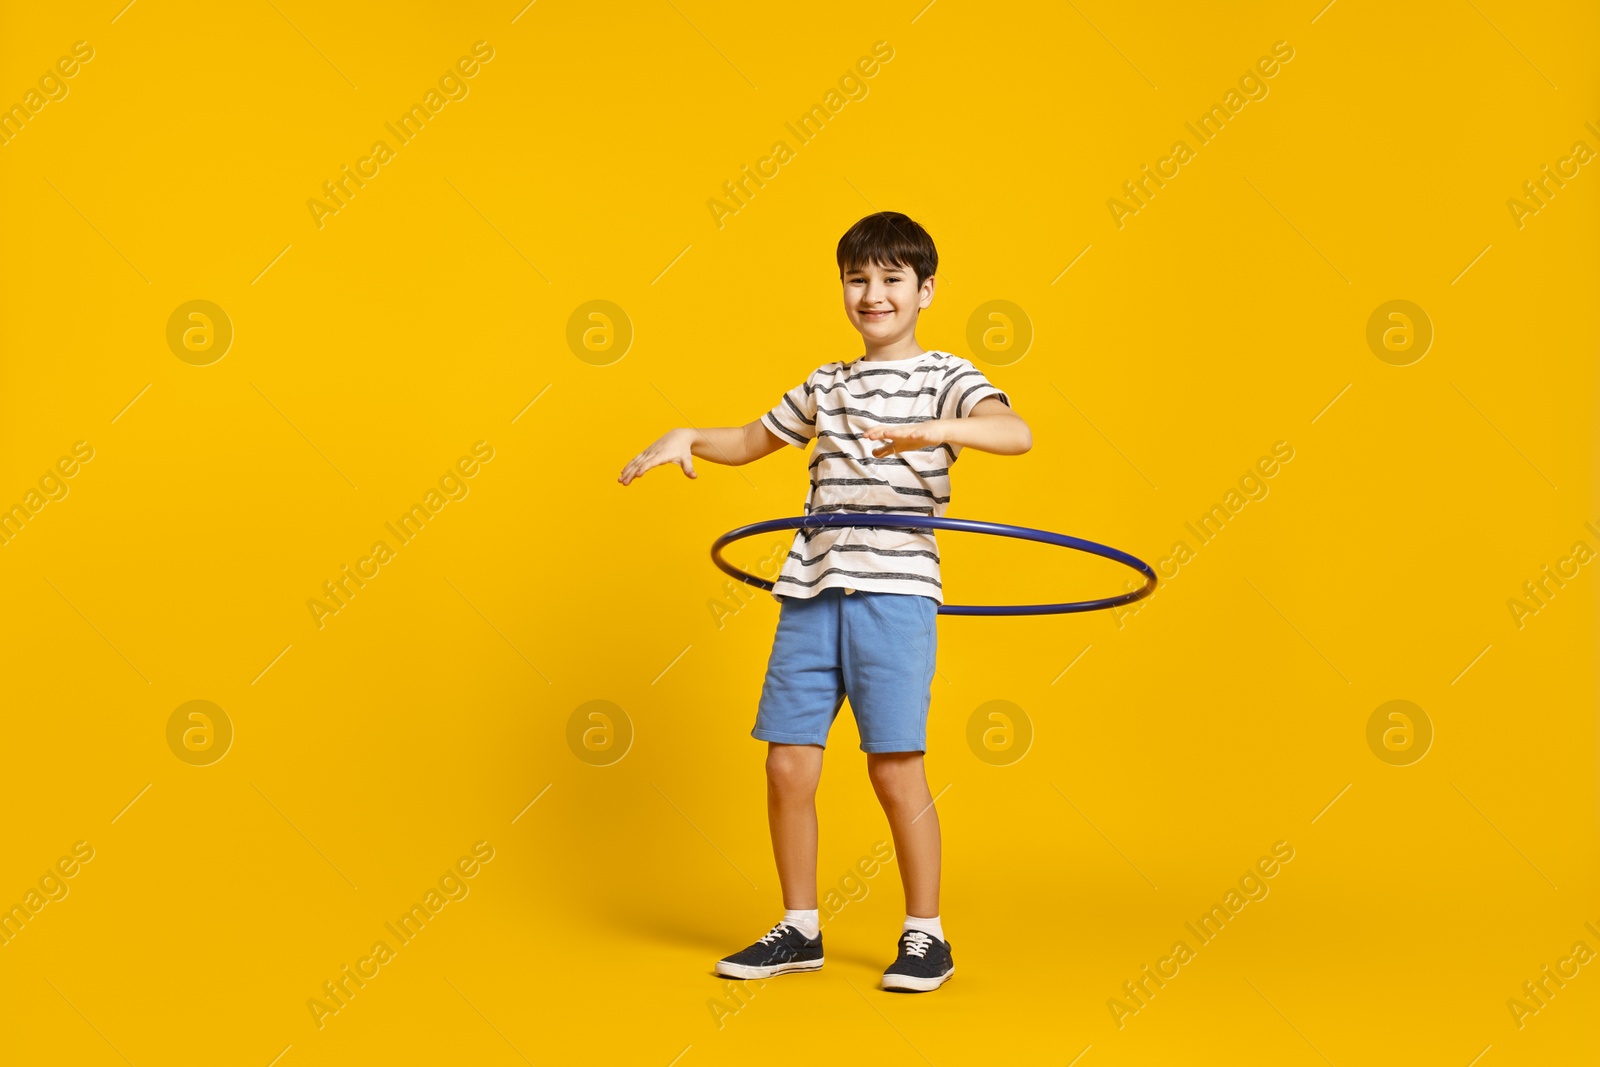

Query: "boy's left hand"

xmin=864 ymin=420 xmax=946 ymax=457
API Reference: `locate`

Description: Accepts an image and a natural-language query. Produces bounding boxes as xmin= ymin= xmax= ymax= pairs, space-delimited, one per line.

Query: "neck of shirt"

xmin=855 ymin=349 xmax=939 ymax=367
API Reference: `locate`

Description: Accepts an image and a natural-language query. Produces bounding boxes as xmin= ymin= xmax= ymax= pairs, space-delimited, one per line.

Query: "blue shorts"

xmin=753 ymin=587 xmax=939 ymax=753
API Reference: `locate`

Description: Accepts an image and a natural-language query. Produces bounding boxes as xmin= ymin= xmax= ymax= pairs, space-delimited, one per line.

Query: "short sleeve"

xmin=761 ymin=375 xmax=817 ymax=448
xmin=936 ymin=358 xmax=1011 ymax=420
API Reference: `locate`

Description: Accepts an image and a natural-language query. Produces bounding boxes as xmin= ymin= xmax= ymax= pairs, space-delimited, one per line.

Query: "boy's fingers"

xmin=621 ymin=452 xmax=652 ymax=483
xmin=619 ymin=448 xmax=696 ymax=481
xmin=627 ymin=453 xmax=666 ymax=479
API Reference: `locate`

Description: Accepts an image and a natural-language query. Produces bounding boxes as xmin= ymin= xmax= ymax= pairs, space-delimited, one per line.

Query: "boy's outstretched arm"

xmin=617 ymin=419 xmax=787 ymax=485
xmin=862 ymin=397 xmax=1032 ymax=458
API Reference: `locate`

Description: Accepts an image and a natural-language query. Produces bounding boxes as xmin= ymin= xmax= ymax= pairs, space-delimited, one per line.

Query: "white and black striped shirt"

xmin=760 ymin=349 xmax=1011 ymax=603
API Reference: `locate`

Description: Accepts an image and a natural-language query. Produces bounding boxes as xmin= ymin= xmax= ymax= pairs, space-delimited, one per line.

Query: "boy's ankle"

xmin=783 ymin=908 xmax=821 ymax=940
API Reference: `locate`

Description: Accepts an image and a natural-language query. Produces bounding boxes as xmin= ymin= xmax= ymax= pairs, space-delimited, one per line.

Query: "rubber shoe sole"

xmin=715 ymin=957 xmax=824 ymax=980
xmin=882 ymin=966 xmax=954 ymax=992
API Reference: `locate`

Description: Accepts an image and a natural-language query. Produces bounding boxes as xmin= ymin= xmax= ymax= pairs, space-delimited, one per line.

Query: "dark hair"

xmin=836 ymin=212 xmax=938 ymax=287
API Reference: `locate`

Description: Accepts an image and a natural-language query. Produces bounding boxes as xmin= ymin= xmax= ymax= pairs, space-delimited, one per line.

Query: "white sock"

xmin=903 ymin=914 xmax=944 ymax=942
xmin=783 ymin=909 xmax=820 ymax=940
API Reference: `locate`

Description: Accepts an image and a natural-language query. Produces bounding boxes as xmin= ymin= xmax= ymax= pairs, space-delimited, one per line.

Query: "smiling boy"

xmin=618 ymin=211 xmax=1031 ymax=991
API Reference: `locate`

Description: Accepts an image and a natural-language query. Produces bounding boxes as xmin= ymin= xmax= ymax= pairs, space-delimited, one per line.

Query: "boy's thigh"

xmin=840 ymin=591 xmax=939 ymax=754
xmin=753 ymin=590 xmax=847 ymax=747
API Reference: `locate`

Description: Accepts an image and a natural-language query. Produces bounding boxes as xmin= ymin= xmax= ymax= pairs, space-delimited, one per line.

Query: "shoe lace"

xmin=902 ymin=930 xmax=933 ymax=958
xmin=758 ymin=922 xmax=793 ymax=946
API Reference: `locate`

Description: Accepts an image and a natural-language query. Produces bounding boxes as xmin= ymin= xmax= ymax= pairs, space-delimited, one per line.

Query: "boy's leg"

xmin=718 ymin=593 xmax=840 ymax=980
xmin=753 ymin=589 xmax=846 ymax=912
xmin=844 ymin=592 xmax=954 ymax=990
xmin=714 ymin=741 xmax=829 ymax=979
xmin=866 ymin=751 xmax=940 ymax=917
xmin=870 ymin=751 xmax=955 ymax=991
xmin=766 ymin=742 xmax=825 ymax=908
xmin=843 ymin=591 xmax=942 ymax=917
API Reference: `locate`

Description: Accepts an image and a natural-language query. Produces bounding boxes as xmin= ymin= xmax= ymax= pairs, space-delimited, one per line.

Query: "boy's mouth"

xmin=860 ymin=309 xmax=893 ymax=320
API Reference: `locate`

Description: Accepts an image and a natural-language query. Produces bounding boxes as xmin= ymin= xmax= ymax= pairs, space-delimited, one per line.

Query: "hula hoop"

xmin=710 ymin=514 xmax=1157 ymax=616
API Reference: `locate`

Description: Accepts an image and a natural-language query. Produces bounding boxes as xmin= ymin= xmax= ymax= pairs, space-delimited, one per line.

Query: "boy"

xmin=617 ymin=212 xmax=1031 ymax=992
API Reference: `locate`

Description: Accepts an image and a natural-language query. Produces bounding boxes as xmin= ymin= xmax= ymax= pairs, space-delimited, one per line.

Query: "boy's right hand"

xmin=618 ymin=428 xmax=697 ymax=485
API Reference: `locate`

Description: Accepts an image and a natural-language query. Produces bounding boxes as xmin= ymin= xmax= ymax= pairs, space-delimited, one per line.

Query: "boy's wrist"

xmin=925 ymin=417 xmax=959 ymax=447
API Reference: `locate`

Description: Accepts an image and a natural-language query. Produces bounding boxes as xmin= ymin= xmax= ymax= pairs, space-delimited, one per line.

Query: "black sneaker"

xmin=882 ymin=929 xmax=954 ymax=992
xmin=715 ymin=922 xmax=824 ymax=980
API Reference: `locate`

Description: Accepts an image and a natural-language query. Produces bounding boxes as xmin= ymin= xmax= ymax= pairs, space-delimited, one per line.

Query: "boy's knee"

xmin=765 ymin=746 xmax=821 ymax=795
xmin=867 ymin=753 xmax=924 ymax=796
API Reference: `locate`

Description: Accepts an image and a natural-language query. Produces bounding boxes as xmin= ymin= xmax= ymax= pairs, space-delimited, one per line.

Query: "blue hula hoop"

xmin=710 ymin=514 xmax=1157 ymax=616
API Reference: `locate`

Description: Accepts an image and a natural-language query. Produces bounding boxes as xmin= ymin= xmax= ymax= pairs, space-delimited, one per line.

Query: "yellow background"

xmin=2 ymin=1 xmax=1596 ymax=1063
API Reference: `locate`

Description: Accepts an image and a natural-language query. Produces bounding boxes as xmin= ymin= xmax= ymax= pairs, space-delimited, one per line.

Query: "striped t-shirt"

xmin=759 ymin=349 xmax=1011 ymax=604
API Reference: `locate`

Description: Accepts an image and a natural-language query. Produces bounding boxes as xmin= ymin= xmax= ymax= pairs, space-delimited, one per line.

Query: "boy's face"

xmin=841 ymin=259 xmax=934 ymax=345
